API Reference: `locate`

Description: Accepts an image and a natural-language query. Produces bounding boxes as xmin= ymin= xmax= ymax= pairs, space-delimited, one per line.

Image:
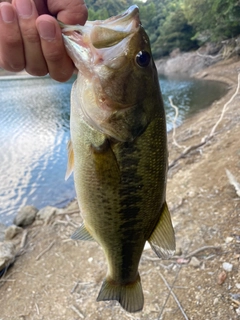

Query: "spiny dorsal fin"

xmin=65 ymin=140 xmax=74 ymax=180
xmin=97 ymin=274 xmax=144 ymax=313
xmin=148 ymin=202 xmax=175 ymax=259
xmin=71 ymin=223 xmax=95 ymax=241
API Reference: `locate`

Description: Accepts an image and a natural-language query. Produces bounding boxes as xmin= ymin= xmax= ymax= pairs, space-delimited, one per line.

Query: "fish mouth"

xmin=60 ymin=5 xmax=140 ymax=52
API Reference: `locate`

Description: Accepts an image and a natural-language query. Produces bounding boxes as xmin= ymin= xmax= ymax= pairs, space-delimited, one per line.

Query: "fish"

xmin=60 ymin=5 xmax=175 ymax=313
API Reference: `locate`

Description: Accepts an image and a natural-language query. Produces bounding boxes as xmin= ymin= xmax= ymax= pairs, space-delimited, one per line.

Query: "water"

xmin=161 ymin=75 xmax=228 ymax=131
xmin=0 ymin=75 xmax=227 ymax=224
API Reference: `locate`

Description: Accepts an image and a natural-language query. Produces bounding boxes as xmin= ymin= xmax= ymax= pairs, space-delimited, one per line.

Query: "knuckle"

xmin=22 ymin=27 xmax=40 ymax=44
xmin=3 ymin=34 xmax=22 ymax=47
xmin=44 ymin=49 xmax=63 ymax=63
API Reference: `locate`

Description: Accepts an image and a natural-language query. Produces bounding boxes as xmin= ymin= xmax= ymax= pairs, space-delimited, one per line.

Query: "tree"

xmin=154 ymin=8 xmax=198 ymax=57
xmin=183 ymin=0 xmax=240 ymax=42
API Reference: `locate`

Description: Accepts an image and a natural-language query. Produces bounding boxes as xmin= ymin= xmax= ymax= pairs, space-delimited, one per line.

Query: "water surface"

xmin=0 ymin=77 xmax=75 ymax=224
xmin=161 ymin=75 xmax=228 ymax=130
xmin=0 ymin=75 xmax=228 ymax=224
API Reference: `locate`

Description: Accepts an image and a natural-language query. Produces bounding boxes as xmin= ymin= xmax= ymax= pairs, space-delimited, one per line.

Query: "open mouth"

xmin=59 ymin=5 xmax=140 ymax=50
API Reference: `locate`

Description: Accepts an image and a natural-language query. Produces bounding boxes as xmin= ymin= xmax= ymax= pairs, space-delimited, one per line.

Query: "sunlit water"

xmin=0 ymin=75 xmax=227 ymax=224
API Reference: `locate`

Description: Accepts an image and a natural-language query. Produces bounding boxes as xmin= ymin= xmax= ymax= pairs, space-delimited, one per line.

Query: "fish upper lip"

xmin=59 ymin=5 xmax=140 ymax=49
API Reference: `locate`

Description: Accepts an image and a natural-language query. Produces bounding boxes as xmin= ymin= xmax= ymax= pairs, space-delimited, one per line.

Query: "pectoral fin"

xmin=65 ymin=140 xmax=74 ymax=180
xmin=148 ymin=202 xmax=175 ymax=259
xmin=71 ymin=223 xmax=95 ymax=241
xmin=91 ymin=138 xmax=121 ymax=184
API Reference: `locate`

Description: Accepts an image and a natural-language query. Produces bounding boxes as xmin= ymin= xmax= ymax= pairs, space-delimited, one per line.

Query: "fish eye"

xmin=136 ymin=51 xmax=151 ymax=68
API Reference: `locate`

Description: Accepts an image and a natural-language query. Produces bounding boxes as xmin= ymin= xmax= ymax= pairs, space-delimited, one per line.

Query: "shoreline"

xmin=1 ymin=56 xmax=240 ymax=319
xmin=0 ymin=62 xmax=229 ymax=227
xmin=0 ymin=57 xmax=238 ymax=224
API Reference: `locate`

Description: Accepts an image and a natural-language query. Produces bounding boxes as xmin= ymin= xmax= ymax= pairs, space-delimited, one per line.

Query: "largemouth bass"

xmin=61 ymin=5 xmax=175 ymax=313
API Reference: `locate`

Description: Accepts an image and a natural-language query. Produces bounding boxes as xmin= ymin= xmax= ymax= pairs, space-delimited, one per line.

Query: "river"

xmin=0 ymin=75 xmax=228 ymax=224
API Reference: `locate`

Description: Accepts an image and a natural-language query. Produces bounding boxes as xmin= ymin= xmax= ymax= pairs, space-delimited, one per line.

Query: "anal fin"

xmin=148 ymin=202 xmax=175 ymax=259
xmin=71 ymin=223 xmax=95 ymax=241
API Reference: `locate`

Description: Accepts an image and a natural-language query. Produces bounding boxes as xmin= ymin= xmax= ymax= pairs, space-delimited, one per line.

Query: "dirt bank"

xmin=0 ymin=57 xmax=240 ymax=320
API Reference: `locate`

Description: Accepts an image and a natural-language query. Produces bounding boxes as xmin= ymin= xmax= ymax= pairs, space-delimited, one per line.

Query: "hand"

xmin=0 ymin=0 xmax=88 ymax=81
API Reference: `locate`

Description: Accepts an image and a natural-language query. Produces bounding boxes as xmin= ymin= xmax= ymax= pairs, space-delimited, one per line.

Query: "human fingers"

xmin=36 ymin=15 xmax=74 ymax=82
xmin=46 ymin=0 xmax=88 ymax=25
xmin=0 ymin=3 xmax=25 ymax=72
xmin=13 ymin=0 xmax=48 ymax=76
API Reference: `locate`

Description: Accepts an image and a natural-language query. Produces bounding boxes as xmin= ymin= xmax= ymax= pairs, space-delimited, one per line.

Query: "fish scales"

xmin=61 ymin=5 xmax=175 ymax=313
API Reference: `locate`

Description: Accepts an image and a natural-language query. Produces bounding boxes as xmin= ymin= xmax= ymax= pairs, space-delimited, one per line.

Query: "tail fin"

xmin=96 ymin=274 xmax=144 ymax=313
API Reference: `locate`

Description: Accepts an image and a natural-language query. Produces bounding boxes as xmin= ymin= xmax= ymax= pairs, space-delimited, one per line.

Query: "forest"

xmin=85 ymin=0 xmax=240 ymax=58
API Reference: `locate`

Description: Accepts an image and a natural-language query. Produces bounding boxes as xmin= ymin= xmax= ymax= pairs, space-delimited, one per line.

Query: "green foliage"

xmin=183 ymin=0 xmax=240 ymax=42
xmin=152 ymin=8 xmax=198 ymax=57
xmin=84 ymin=0 xmax=240 ymax=58
xmin=86 ymin=0 xmax=132 ymax=20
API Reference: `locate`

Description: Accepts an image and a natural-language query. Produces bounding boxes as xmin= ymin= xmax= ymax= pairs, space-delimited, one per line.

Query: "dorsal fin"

xmin=65 ymin=140 xmax=74 ymax=180
xmin=148 ymin=202 xmax=175 ymax=259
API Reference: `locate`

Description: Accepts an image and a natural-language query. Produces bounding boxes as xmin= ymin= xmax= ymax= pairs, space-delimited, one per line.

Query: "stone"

xmin=0 ymin=223 xmax=7 ymax=242
xmin=37 ymin=206 xmax=56 ymax=222
xmin=225 ymin=236 xmax=234 ymax=243
xmin=0 ymin=242 xmax=15 ymax=275
xmin=5 ymin=225 xmax=23 ymax=240
xmin=189 ymin=256 xmax=201 ymax=268
xmin=14 ymin=205 xmax=38 ymax=227
xmin=174 ymin=247 xmax=183 ymax=256
xmin=222 ymin=262 xmax=233 ymax=272
xmin=143 ymin=242 xmax=151 ymax=250
xmin=217 ymin=270 xmax=227 ymax=285
xmin=65 ymin=199 xmax=79 ymax=212
xmin=236 ymin=307 xmax=240 ymax=316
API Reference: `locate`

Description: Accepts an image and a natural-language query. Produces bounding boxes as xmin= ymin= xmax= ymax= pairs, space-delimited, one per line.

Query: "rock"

xmin=14 ymin=205 xmax=38 ymax=227
xmin=37 ymin=206 xmax=56 ymax=222
xmin=55 ymin=199 xmax=79 ymax=215
xmin=189 ymin=256 xmax=201 ymax=268
xmin=143 ymin=242 xmax=151 ymax=250
xmin=217 ymin=270 xmax=227 ymax=285
xmin=155 ymin=51 xmax=220 ymax=77
xmin=174 ymin=247 xmax=182 ymax=256
xmin=222 ymin=262 xmax=233 ymax=272
xmin=236 ymin=307 xmax=240 ymax=316
xmin=200 ymin=72 xmax=209 ymax=78
xmin=0 ymin=242 xmax=15 ymax=275
xmin=230 ymin=293 xmax=240 ymax=301
xmin=4 ymin=225 xmax=23 ymax=240
xmin=0 ymin=223 xmax=7 ymax=242
xmin=225 ymin=236 xmax=234 ymax=243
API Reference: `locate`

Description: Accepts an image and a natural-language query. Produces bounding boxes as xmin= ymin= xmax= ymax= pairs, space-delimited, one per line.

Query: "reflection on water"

xmin=0 ymin=75 xmax=228 ymax=224
xmin=160 ymin=75 xmax=228 ymax=131
xmin=0 ymin=77 xmax=75 ymax=224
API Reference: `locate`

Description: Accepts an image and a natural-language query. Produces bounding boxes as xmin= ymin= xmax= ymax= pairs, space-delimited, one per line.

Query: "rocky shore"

xmin=0 ymin=56 xmax=240 ymax=319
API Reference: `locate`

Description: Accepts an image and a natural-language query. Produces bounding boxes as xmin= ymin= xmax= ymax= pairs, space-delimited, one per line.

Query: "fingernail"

xmin=15 ymin=0 xmax=33 ymax=18
xmin=0 ymin=4 xmax=15 ymax=23
xmin=38 ymin=21 xmax=56 ymax=41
